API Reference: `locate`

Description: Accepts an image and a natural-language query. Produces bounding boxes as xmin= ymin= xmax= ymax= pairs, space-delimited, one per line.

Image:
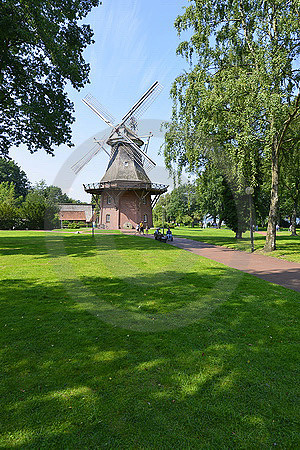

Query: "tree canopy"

xmin=154 ymin=184 xmax=202 ymax=227
xmin=0 ymin=182 xmax=19 ymax=229
xmin=164 ymin=0 xmax=300 ymax=250
xmin=0 ymin=0 xmax=100 ymax=157
xmin=0 ymin=157 xmax=30 ymax=197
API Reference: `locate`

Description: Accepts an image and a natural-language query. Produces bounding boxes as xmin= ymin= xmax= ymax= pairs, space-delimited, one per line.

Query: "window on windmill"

xmin=124 ymin=161 xmax=129 ymax=167
xmin=144 ymin=214 xmax=148 ymax=222
xmin=142 ymin=197 xmax=146 ymax=205
xmin=107 ymin=196 xmax=112 ymax=204
xmin=106 ymin=214 xmax=110 ymax=223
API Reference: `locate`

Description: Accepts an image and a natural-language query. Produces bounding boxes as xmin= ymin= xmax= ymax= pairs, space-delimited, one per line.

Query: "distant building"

xmin=58 ymin=204 xmax=94 ymax=226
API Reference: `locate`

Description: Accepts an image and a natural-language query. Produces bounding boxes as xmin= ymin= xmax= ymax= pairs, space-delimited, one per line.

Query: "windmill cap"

xmin=107 ymin=126 xmax=144 ymax=147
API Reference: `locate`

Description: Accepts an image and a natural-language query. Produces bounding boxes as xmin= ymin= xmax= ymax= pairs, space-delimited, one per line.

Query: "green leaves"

xmin=165 ymin=0 xmax=300 ymax=247
xmin=0 ymin=0 xmax=101 ymax=156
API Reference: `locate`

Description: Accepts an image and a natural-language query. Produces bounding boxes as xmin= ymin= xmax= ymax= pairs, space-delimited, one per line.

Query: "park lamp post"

xmin=92 ymin=203 xmax=95 ymax=237
xmin=162 ymin=206 xmax=165 ymax=235
xmin=245 ymin=186 xmax=254 ymax=253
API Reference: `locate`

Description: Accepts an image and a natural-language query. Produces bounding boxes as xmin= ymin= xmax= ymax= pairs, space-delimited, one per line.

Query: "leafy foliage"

xmin=33 ymin=180 xmax=80 ymax=204
xmin=0 ymin=182 xmax=20 ymax=229
xmin=165 ymin=0 xmax=300 ymax=250
xmin=0 ymin=158 xmax=30 ymax=198
xmin=154 ymin=184 xmax=202 ymax=226
xmin=278 ymin=121 xmax=300 ymax=235
xmin=0 ymin=176 xmax=80 ymax=229
xmin=0 ymin=0 xmax=100 ymax=156
xmin=21 ymin=189 xmax=59 ymax=229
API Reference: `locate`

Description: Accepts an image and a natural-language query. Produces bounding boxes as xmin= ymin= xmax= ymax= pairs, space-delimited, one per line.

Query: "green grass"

xmin=169 ymin=227 xmax=300 ymax=262
xmin=0 ymin=230 xmax=299 ymax=448
xmin=52 ymin=227 xmax=122 ymax=234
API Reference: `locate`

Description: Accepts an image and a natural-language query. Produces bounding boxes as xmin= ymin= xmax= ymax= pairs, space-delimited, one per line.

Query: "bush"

xmin=153 ymin=221 xmax=175 ymax=229
xmin=67 ymin=222 xmax=81 ymax=229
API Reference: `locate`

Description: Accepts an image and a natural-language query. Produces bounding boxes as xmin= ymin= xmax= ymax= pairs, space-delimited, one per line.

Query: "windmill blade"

xmin=122 ymin=145 xmax=155 ymax=173
xmin=82 ymin=94 xmax=115 ymax=127
xmin=143 ymin=132 xmax=153 ymax=155
xmin=119 ymin=130 xmax=156 ymax=171
xmin=71 ymin=139 xmax=108 ymax=174
xmin=119 ymin=81 xmax=163 ymax=128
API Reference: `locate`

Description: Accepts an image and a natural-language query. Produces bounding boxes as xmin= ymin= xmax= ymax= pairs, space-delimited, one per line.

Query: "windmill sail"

xmin=119 ymin=81 xmax=163 ymax=128
xmin=71 ymin=139 xmax=109 ymax=174
xmin=82 ymin=94 xmax=115 ymax=127
xmin=76 ymin=81 xmax=163 ymax=173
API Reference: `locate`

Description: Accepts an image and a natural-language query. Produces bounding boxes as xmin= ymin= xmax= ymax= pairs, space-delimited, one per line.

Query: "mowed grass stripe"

xmin=172 ymin=227 xmax=300 ymax=262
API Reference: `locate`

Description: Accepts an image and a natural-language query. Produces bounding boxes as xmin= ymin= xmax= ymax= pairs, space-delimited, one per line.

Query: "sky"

xmin=9 ymin=0 xmax=189 ymax=202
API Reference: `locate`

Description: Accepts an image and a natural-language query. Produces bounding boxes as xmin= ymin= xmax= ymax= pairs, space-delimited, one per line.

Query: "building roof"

xmin=58 ymin=204 xmax=93 ymax=222
xmin=59 ymin=211 xmax=86 ymax=221
xmin=101 ymin=144 xmax=151 ymax=184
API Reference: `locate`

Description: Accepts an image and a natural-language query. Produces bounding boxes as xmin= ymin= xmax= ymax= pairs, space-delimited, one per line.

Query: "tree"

xmin=154 ymin=183 xmax=202 ymax=226
xmin=196 ymin=166 xmax=250 ymax=237
xmin=221 ymin=179 xmax=249 ymax=238
xmin=0 ymin=0 xmax=100 ymax=157
xmin=21 ymin=181 xmax=79 ymax=229
xmin=164 ymin=0 xmax=300 ymax=251
xmin=21 ymin=189 xmax=59 ymax=229
xmin=0 ymin=182 xmax=19 ymax=229
xmin=197 ymin=166 xmax=225 ymax=227
xmin=279 ymin=126 xmax=300 ymax=235
xmin=0 ymin=157 xmax=30 ymax=198
xmin=33 ymin=180 xmax=80 ymax=204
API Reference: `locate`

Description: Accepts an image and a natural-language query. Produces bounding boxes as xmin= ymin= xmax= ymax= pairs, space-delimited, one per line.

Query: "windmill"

xmin=75 ymin=81 xmax=168 ymax=230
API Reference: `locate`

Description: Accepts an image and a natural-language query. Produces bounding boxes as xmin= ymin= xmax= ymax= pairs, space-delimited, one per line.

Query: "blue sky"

xmin=10 ymin=0 xmax=189 ymax=201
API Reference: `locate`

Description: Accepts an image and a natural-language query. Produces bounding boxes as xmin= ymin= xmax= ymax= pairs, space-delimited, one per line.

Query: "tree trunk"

xmin=291 ymin=206 xmax=297 ymax=236
xmin=264 ymin=140 xmax=279 ymax=252
xmin=235 ymin=230 xmax=243 ymax=239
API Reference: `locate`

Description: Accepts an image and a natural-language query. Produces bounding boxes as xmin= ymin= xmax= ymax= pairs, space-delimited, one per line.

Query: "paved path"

xmin=144 ymin=235 xmax=300 ymax=293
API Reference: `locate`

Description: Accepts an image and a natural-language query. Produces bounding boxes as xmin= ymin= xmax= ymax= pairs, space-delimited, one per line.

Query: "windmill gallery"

xmin=72 ymin=81 xmax=168 ymax=230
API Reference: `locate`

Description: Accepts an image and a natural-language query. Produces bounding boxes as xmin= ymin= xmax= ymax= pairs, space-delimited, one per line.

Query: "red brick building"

xmin=58 ymin=204 xmax=94 ymax=226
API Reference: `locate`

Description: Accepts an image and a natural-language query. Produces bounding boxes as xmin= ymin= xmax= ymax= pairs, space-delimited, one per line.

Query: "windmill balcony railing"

xmin=83 ymin=181 xmax=168 ymax=193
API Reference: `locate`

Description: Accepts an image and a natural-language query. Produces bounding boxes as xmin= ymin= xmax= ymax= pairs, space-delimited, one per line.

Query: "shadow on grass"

xmin=0 ymin=275 xmax=299 ymax=448
xmin=175 ymin=230 xmax=300 ymax=258
xmin=0 ymin=235 xmax=50 ymax=257
xmin=0 ymin=233 xmax=176 ymax=258
xmin=175 ymin=232 xmax=265 ymax=249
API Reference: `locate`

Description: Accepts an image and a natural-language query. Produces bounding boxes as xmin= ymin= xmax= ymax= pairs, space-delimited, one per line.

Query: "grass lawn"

xmin=169 ymin=227 xmax=300 ymax=263
xmin=0 ymin=230 xmax=299 ymax=448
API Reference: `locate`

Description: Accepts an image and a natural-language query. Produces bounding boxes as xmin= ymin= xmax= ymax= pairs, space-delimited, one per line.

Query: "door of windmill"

xmin=119 ymin=192 xmax=139 ymax=229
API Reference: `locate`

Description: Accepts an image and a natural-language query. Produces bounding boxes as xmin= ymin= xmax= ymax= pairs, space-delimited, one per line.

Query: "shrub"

xmin=67 ymin=222 xmax=81 ymax=229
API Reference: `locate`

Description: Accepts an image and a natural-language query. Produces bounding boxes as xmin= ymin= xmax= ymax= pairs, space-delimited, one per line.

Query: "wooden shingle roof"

xmin=59 ymin=211 xmax=86 ymax=221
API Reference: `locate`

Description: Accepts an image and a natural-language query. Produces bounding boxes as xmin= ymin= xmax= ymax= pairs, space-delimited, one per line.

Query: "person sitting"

xmin=166 ymin=227 xmax=173 ymax=241
xmin=154 ymin=227 xmax=161 ymax=239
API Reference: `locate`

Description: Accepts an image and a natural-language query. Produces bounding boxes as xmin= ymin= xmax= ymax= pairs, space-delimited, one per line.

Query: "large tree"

xmin=197 ymin=166 xmax=225 ymax=227
xmin=0 ymin=157 xmax=30 ymax=197
xmin=0 ymin=0 xmax=100 ymax=157
xmin=21 ymin=184 xmax=60 ymax=230
xmin=0 ymin=182 xmax=19 ymax=229
xmin=33 ymin=180 xmax=80 ymax=204
xmin=164 ymin=0 xmax=300 ymax=251
xmin=154 ymin=183 xmax=202 ymax=226
xmin=279 ymin=123 xmax=300 ymax=235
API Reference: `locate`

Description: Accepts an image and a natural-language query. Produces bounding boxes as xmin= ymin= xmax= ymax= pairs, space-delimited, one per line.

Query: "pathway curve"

xmin=144 ymin=234 xmax=300 ymax=293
